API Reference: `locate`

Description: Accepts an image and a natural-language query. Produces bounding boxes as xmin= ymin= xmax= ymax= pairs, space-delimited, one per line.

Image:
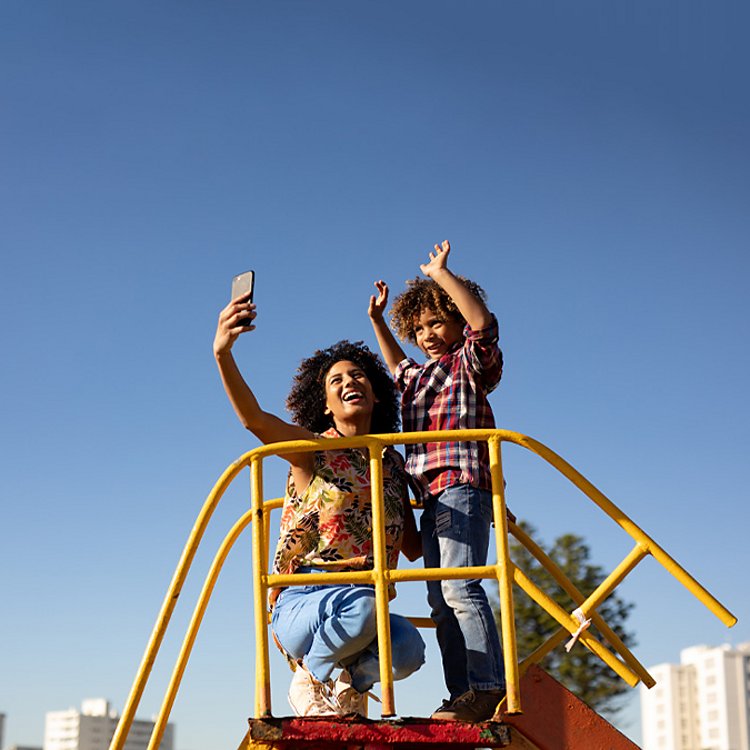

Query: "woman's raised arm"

xmin=214 ymin=295 xmax=314 ymax=485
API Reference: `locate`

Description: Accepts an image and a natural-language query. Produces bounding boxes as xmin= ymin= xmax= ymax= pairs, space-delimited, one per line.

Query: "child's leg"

xmin=421 ymin=499 xmax=471 ymax=700
xmin=426 ymin=484 xmax=505 ymax=693
xmin=344 ymin=612 xmax=426 ymax=693
xmin=272 ymin=584 xmax=378 ymax=684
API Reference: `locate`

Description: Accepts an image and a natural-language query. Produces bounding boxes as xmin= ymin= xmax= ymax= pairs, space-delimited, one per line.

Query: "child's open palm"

xmin=368 ymin=280 xmax=390 ymax=321
xmin=420 ymin=240 xmax=451 ymax=278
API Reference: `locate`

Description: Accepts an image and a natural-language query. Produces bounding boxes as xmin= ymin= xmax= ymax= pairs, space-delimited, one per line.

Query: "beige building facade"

xmin=642 ymin=643 xmax=750 ymax=750
xmin=43 ymin=700 xmax=173 ymax=750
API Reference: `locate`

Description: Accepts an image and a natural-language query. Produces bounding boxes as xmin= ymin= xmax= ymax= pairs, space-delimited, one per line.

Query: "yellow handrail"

xmin=109 ymin=428 xmax=736 ymax=750
xmin=509 ymin=522 xmax=654 ymax=687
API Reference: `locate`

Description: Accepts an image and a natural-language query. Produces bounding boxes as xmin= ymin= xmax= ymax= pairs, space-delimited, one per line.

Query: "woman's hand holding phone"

xmin=213 ymin=270 xmax=257 ymax=357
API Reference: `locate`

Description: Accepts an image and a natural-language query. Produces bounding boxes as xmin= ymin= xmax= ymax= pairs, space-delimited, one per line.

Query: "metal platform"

xmin=241 ymin=716 xmax=513 ymax=749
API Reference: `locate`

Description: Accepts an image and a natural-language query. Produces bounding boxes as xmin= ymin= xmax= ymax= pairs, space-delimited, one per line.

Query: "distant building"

xmin=1 ymin=712 xmax=5 ymax=749
xmin=43 ymin=699 xmax=173 ymax=750
xmin=641 ymin=642 xmax=750 ymax=750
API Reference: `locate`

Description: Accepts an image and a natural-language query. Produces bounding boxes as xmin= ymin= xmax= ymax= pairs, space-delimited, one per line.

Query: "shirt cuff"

xmin=463 ymin=313 xmax=499 ymax=344
xmin=395 ymin=357 xmax=419 ymax=389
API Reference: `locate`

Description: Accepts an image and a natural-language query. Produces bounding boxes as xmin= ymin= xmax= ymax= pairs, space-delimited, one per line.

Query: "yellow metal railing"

xmin=109 ymin=429 xmax=736 ymax=750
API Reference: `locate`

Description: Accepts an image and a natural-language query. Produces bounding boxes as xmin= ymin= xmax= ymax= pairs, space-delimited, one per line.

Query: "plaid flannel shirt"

xmin=395 ymin=314 xmax=503 ymax=502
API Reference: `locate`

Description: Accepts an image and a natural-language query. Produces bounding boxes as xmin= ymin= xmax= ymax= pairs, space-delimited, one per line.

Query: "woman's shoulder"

xmin=383 ymin=445 xmax=406 ymax=468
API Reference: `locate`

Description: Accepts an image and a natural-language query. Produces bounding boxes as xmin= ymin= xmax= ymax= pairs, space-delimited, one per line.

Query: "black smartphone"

xmin=231 ymin=270 xmax=255 ymax=327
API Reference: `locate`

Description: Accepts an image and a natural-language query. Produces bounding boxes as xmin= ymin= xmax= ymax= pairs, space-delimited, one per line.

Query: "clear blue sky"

xmin=2 ymin=2 xmax=748 ymax=748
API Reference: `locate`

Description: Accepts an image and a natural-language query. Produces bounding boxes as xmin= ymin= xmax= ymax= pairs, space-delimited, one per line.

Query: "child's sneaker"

xmin=288 ymin=664 xmax=341 ymax=717
xmin=333 ymin=669 xmax=368 ymax=716
xmin=430 ymin=697 xmax=456 ymax=718
xmin=432 ymin=688 xmax=505 ymax=721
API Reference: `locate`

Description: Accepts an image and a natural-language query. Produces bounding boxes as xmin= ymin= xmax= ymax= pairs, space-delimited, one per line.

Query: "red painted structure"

xmin=503 ymin=665 xmax=640 ymax=750
xmin=244 ymin=716 xmax=511 ymax=749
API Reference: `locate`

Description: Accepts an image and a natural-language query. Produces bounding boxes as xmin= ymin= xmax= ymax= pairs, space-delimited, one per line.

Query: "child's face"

xmin=413 ymin=308 xmax=464 ymax=360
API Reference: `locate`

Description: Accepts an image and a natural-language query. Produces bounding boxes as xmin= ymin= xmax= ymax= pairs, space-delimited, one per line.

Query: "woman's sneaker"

xmin=333 ymin=669 xmax=380 ymax=716
xmin=288 ymin=664 xmax=342 ymax=717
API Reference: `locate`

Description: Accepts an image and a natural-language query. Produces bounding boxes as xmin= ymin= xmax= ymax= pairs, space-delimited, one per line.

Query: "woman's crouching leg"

xmin=305 ymin=586 xmax=379 ymax=683
xmin=346 ymin=613 xmax=425 ymax=693
xmin=273 ymin=585 xmax=378 ymax=684
xmin=390 ymin=613 xmax=426 ymax=680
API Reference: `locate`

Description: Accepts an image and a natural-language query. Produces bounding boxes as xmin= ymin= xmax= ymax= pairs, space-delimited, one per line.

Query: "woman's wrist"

xmin=214 ymin=345 xmax=234 ymax=362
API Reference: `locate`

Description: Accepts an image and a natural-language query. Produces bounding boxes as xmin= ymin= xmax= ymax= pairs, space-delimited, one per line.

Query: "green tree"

xmin=496 ymin=522 xmax=636 ymax=718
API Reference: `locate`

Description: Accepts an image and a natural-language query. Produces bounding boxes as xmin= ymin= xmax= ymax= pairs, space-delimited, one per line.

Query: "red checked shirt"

xmin=395 ymin=315 xmax=503 ymax=502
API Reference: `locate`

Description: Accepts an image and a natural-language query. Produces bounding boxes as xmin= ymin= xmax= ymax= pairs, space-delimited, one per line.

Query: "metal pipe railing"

xmin=109 ymin=428 xmax=736 ymax=750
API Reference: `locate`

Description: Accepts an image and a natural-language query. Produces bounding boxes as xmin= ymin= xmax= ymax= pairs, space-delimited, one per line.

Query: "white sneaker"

xmin=288 ymin=664 xmax=342 ymax=717
xmin=333 ymin=669 xmax=367 ymax=716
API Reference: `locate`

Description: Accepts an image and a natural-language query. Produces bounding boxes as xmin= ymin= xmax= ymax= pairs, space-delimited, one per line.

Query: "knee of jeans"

xmin=345 ymin=592 xmax=378 ymax=634
xmin=391 ymin=630 xmax=426 ymax=680
xmin=440 ymin=576 xmax=480 ymax=612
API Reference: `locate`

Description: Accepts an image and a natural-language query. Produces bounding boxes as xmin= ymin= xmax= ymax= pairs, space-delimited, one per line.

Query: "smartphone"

xmin=231 ymin=270 xmax=255 ymax=328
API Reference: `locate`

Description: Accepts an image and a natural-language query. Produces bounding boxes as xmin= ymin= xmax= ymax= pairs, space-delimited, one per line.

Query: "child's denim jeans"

xmin=272 ymin=576 xmax=425 ymax=693
xmin=420 ymin=484 xmax=505 ymax=699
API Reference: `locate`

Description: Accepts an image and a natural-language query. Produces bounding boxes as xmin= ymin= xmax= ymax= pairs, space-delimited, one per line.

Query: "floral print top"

xmin=271 ymin=427 xmax=408 ymax=599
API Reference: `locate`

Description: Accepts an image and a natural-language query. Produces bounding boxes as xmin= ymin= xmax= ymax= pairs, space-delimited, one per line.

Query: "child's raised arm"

xmin=368 ymin=280 xmax=407 ymax=375
xmin=420 ymin=240 xmax=493 ymax=331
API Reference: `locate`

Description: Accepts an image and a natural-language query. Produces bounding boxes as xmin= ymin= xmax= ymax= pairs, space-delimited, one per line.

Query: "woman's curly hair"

xmin=286 ymin=340 xmax=400 ymax=434
xmin=389 ymin=276 xmax=488 ymax=343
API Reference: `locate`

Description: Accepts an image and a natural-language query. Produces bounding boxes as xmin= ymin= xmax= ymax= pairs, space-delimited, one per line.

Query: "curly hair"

xmin=389 ymin=276 xmax=488 ymax=343
xmin=286 ymin=340 xmax=400 ymax=434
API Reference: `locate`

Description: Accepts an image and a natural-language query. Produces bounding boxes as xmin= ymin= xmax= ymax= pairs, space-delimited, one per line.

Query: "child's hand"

xmin=420 ymin=240 xmax=451 ymax=278
xmin=368 ymin=280 xmax=389 ymax=321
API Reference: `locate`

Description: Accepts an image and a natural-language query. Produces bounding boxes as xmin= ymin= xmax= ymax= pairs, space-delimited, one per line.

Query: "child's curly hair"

xmin=389 ymin=276 xmax=488 ymax=343
xmin=286 ymin=340 xmax=400 ymax=434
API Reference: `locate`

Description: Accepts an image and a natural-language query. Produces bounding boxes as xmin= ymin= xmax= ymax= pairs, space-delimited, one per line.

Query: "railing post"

xmin=250 ymin=456 xmax=271 ymax=717
xmin=488 ymin=436 xmax=521 ymax=714
xmin=368 ymin=440 xmax=396 ymax=717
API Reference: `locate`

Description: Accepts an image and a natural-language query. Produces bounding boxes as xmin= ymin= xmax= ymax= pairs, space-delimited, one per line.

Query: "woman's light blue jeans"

xmin=420 ymin=484 xmax=505 ymax=699
xmin=271 ymin=578 xmax=425 ymax=693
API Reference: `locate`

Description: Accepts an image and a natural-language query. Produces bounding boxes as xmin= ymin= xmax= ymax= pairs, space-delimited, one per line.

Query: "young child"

xmin=368 ymin=240 xmax=505 ymax=721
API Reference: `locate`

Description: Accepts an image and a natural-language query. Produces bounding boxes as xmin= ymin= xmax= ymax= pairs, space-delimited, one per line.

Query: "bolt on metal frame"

xmin=108 ymin=429 xmax=736 ymax=750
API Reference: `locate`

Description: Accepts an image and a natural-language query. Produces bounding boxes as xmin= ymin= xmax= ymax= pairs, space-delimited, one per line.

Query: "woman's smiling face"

xmin=323 ymin=360 xmax=377 ymax=432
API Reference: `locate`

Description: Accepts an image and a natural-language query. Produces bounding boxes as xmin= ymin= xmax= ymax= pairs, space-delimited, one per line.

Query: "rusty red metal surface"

xmin=502 ymin=665 xmax=641 ymax=750
xmin=246 ymin=716 xmax=512 ymax=748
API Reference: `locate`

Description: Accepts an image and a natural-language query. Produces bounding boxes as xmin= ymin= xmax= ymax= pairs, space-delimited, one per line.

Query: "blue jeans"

xmin=271 ymin=580 xmax=425 ymax=693
xmin=421 ymin=484 xmax=505 ymax=699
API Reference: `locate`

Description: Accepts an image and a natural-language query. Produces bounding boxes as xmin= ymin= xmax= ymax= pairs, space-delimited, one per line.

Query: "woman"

xmin=214 ymin=291 xmax=424 ymax=717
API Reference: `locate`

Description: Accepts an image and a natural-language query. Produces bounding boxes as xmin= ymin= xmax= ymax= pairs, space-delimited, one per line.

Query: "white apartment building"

xmin=642 ymin=643 xmax=750 ymax=750
xmin=44 ymin=699 xmax=173 ymax=750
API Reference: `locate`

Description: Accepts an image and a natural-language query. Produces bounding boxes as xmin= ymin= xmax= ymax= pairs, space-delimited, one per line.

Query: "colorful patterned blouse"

xmin=271 ymin=428 xmax=408 ymax=599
